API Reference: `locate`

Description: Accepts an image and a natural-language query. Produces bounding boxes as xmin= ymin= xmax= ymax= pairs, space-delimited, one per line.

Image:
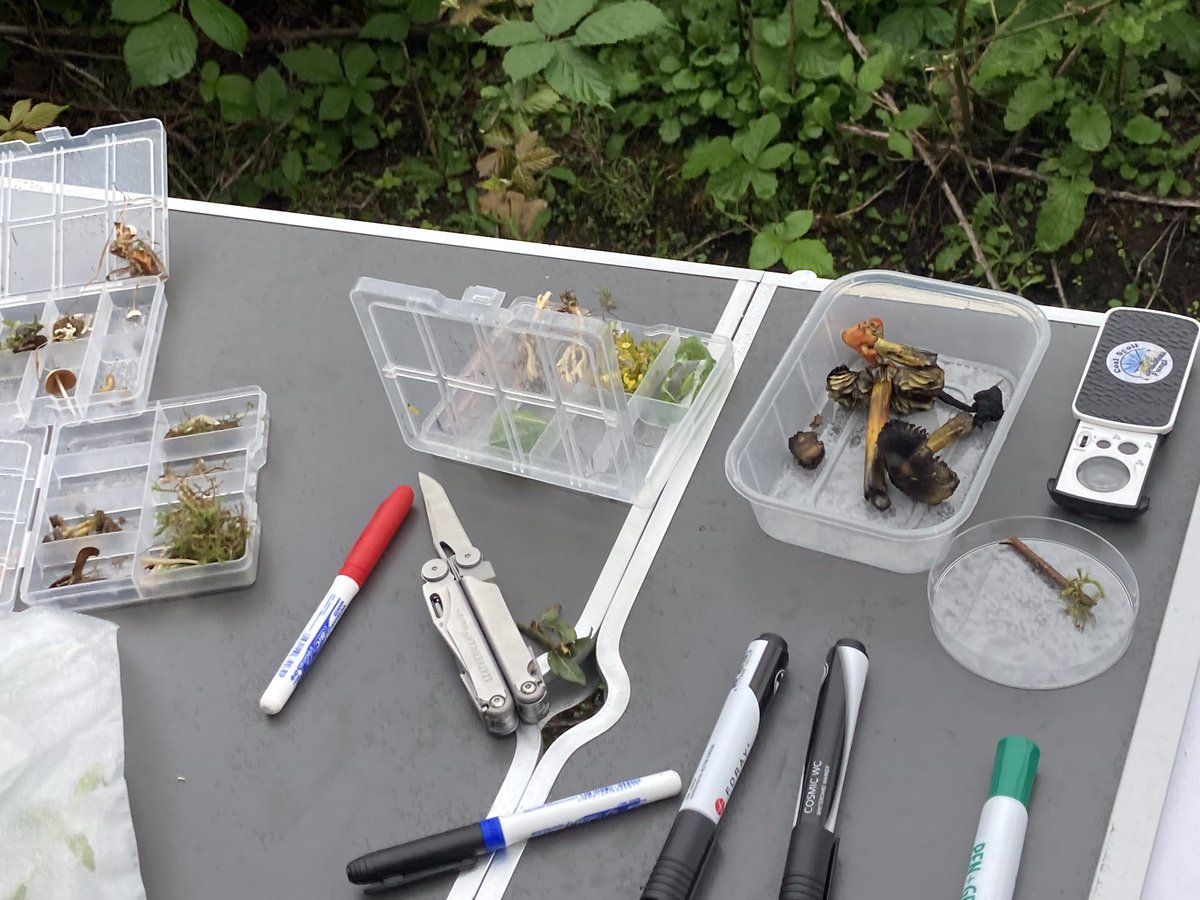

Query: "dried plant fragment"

xmin=50 ymin=546 xmax=102 ymax=588
xmin=144 ymin=467 xmax=250 ymax=570
xmin=2 ymin=318 xmax=46 ymax=353
xmin=165 ymin=412 xmax=243 ymax=439
xmin=43 ymin=510 xmax=125 ymax=542
xmin=52 ymin=314 xmax=92 ymax=342
xmin=1002 ymin=535 xmax=1104 ymax=631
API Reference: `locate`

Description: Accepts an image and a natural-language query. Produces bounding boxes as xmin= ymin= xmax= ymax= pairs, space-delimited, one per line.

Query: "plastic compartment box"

xmin=10 ymin=387 xmax=269 ymax=612
xmin=0 ymin=119 xmax=168 ymax=430
xmin=726 ymin=271 xmax=1050 ymax=573
xmin=353 ymin=278 xmax=733 ymax=505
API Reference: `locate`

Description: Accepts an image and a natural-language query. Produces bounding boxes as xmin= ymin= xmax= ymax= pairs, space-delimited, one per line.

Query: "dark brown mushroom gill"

xmin=877 ymin=412 xmax=975 ymax=505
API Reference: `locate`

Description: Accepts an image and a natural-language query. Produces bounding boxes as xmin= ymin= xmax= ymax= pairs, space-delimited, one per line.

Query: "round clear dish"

xmin=928 ymin=516 xmax=1138 ymax=689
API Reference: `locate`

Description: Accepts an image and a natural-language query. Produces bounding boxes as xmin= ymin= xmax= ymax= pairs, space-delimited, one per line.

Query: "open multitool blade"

xmin=418 ymin=473 xmax=475 ymax=561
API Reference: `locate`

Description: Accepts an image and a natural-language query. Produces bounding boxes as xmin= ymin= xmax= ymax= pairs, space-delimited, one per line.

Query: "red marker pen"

xmin=259 ymin=486 xmax=413 ymax=715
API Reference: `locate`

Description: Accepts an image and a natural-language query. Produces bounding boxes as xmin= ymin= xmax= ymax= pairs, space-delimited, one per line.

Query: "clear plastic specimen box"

xmin=726 ymin=271 xmax=1051 ymax=573
xmin=0 ymin=118 xmax=168 ymax=430
xmin=353 ymin=278 xmax=733 ymax=505
xmin=0 ymin=121 xmax=270 ymax=612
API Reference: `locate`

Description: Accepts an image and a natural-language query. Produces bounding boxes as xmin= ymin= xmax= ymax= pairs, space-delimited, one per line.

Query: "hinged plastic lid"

xmin=0 ymin=429 xmax=50 ymax=612
xmin=0 ymin=120 xmax=168 ymax=431
xmin=353 ymin=277 xmax=733 ymax=504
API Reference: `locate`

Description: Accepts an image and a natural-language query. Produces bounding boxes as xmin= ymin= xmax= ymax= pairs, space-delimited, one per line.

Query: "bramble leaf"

xmin=573 ymin=1 xmax=669 ymax=47
xmin=503 ymin=41 xmax=556 ymax=80
xmin=124 ymin=14 xmax=198 ymax=87
xmin=188 ymin=0 xmax=248 ymax=53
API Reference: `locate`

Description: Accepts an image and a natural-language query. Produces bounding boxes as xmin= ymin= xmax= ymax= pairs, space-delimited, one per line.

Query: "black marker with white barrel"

xmin=640 ymin=633 xmax=790 ymax=900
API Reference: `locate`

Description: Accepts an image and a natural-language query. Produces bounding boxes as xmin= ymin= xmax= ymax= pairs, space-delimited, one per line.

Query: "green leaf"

xmin=502 ymin=42 xmax=556 ymax=80
xmin=737 ymin=113 xmax=781 ymax=163
xmin=1122 ymin=114 xmax=1163 ymax=145
xmin=748 ymin=168 xmax=778 ymax=199
xmin=199 ymin=59 xmax=219 ymax=102
xmin=319 ymin=85 xmax=353 ymax=121
xmin=877 ymin=7 xmax=923 ymax=52
xmin=1036 ymin=176 xmax=1093 ymax=251
xmin=8 ymin=884 xmax=27 ymax=900
xmin=659 ymin=116 xmax=681 ymax=144
xmin=573 ymin=1 xmax=668 ymax=46
xmin=66 ymin=833 xmax=95 ymax=872
xmin=352 ymin=120 xmax=379 ymax=151
xmin=781 ymin=238 xmax=835 ymax=276
xmin=408 ymin=0 xmax=441 ymax=24
xmin=483 ymin=20 xmax=545 ymax=47
xmin=281 ymin=149 xmax=303 ymax=183
xmin=557 ymin=621 xmax=577 ymax=643
xmin=215 ymin=73 xmax=255 ymax=122
xmin=571 ymin=635 xmax=595 ymax=660
xmin=544 ymin=43 xmax=611 ymax=106
xmin=893 ymin=104 xmax=932 ymax=131
xmin=523 ymin=87 xmax=560 ymax=114
xmin=533 ymin=0 xmax=597 ymax=37
xmin=188 ymin=0 xmax=247 ymax=53
xmin=1003 ymin=77 xmax=1057 ymax=131
xmin=360 ymin=12 xmax=411 ymax=43
xmin=749 ymin=230 xmax=784 ymax=269
xmin=124 ymin=14 xmax=198 ymax=87
xmin=548 ymin=650 xmax=586 ymax=684
xmin=353 ymin=88 xmax=374 ymax=114
xmin=21 ymin=102 xmax=67 ymax=131
xmin=538 ymin=604 xmax=562 ymax=625
xmin=755 ymin=142 xmax=793 ymax=171
xmin=1067 ymin=102 xmax=1111 ymax=153
xmin=681 ymin=137 xmax=735 ymax=178
xmin=279 ymin=45 xmax=343 ymax=84
xmin=254 ymin=66 xmax=289 ymax=119
xmin=887 ymin=131 xmax=913 ymax=160
xmin=112 ymin=0 xmax=172 ymax=24
xmin=342 ymin=44 xmax=376 ymax=85
xmin=857 ymin=47 xmax=892 ymax=94
xmin=74 ymin=765 xmax=105 ymax=795
xmin=780 ymin=209 xmax=814 ymax=241
xmin=707 ymin=159 xmax=753 ymax=203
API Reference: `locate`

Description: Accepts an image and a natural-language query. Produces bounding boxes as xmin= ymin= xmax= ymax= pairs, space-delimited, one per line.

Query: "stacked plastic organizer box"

xmin=0 ymin=119 xmax=268 ymax=612
xmin=353 ymin=278 xmax=733 ymax=505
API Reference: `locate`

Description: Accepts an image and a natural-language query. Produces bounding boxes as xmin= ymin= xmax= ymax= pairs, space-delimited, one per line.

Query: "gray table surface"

xmin=98 ymin=211 xmax=743 ymax=900
xmin=504 ymin=287 xmax=1200 ymax=899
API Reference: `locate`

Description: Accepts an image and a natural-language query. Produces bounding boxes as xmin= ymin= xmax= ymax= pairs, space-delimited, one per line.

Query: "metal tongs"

xmin=418 ymin=473 xmax=549 ymax=736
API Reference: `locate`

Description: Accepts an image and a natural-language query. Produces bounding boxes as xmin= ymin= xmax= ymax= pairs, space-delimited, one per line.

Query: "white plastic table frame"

xmin=97 ymin=196 xmax=1200 ymax=898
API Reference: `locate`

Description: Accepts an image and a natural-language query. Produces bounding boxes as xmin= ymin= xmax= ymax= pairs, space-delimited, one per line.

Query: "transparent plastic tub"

xmin=12 ymin=386 xmax=269 ymax=612
xmin=0 ymin=118 xmax=168 ymax=430
xmin=726 ymin=271 xmax=1051 ymax=573
xmin=353 ymin=278 xmax=733 ymax=505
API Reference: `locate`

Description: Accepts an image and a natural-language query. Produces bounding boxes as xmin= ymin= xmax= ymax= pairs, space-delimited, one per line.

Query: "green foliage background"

xmin=4 ymin=0 xmax=1199 ymax=313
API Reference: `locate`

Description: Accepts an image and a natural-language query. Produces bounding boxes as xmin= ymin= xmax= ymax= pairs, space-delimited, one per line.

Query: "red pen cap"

xmin=338 ymin=486 xmax=414 ymax=586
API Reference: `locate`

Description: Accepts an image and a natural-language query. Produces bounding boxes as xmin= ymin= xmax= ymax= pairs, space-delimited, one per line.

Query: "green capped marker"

xmin=959 ymin=736 xmax=1040 ymax=900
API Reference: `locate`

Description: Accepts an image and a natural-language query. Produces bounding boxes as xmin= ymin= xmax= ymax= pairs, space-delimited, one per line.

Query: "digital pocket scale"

xmin=1049 ymin=307 xmax=1200 ymax=520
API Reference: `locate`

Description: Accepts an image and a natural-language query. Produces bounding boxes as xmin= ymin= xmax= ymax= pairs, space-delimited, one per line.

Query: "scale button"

xmin=1077 ymin=456 xmax=1131 ymax=493
xmin=1118 ymin=442 xmax=1139 ymax=455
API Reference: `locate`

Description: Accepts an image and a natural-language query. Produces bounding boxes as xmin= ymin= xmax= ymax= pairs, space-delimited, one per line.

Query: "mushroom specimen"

xmin=876 ymin=412 xmax=976 ymax=504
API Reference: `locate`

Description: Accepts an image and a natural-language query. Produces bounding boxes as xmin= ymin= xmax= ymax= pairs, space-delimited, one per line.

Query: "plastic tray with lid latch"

xmin=0 ymin=118 xmax=168 ymax=431
xmin=1 ymin=386 xmax=270 ymax=613
xmin=352 ymin=277 xmax=733 ymax=506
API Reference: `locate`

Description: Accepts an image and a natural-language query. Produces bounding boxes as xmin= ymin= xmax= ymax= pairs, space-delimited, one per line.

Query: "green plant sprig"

xmin=145 ymin=472 xmax=249 ymax=569
xmin=518 ymin=603 xmax=594 ymax=685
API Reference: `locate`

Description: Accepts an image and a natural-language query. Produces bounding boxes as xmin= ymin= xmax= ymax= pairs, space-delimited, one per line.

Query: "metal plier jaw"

xmin=421 ymin=551 xmax=549 ymax=734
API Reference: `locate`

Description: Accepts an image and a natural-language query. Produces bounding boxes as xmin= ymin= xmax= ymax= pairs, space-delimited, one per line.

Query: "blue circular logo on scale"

xmin=1107 ymin=340 xmax=1173 ymax=384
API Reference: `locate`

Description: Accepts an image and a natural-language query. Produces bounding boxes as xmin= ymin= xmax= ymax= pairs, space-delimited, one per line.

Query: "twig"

xmin=402 ymin=44 xmax=439 ymax=157
xmin=830 ymin=184 xmax=892 ymax=222
xmin=681 ymin=227 xmax=743 ymax=258
xmin=1141 ymin=214 xmax=1184 ymax=309
xmin=838 ymin=123 xmax=1200 ymax=210
xmin=209 ymin=124 xmax=282 ymax=200
xmin=787 ymin=0 xmax=797 ymax=96
xmin=820 ymin=0 xmax=1000 ymax=290
xmin=952 ymin=0 xmax=973 ymax=141
xmin=1050 ymin=257 xmax=1068 ymax=307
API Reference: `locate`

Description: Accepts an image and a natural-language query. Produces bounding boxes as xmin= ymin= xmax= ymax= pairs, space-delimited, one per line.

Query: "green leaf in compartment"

xmin=489 ymin=409 xmax=549 ymax=453
xmin=657 ymin=336 xmax=715 ymax=404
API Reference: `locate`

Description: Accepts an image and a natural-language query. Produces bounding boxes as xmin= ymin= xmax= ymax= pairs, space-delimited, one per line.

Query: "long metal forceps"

xmin=419 ymin=474 xmax=549 ymax=736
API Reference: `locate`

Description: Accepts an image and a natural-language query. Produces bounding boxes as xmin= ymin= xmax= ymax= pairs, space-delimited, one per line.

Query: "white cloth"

xmin=0 ymin=609 xmax=146 ymax=900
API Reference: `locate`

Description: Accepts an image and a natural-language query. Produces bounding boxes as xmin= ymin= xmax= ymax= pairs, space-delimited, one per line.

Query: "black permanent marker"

xmin=640 ymin=633 xmax=789 ymax=900
xmin=778 ymin=639 xmax=869 ymax=900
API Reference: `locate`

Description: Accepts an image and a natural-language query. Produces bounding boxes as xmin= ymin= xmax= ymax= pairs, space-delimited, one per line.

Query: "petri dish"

xmin=928 ymin=516 xmax=1138 ymax=689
